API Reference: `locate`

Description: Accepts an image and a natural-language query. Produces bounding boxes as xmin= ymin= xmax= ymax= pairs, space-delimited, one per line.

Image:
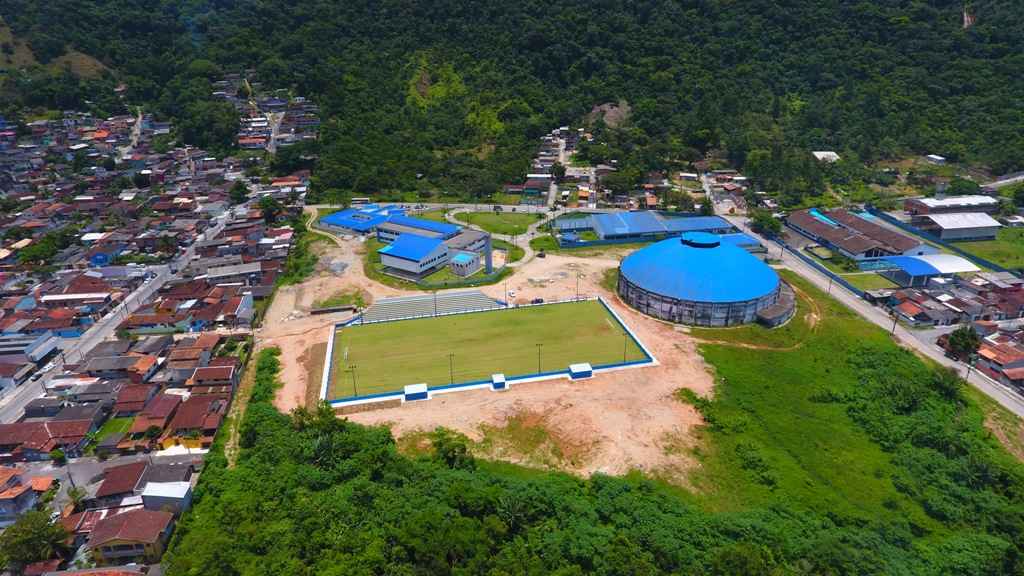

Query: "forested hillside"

xmin=3 ymin=1 xmax=1023 ymax=201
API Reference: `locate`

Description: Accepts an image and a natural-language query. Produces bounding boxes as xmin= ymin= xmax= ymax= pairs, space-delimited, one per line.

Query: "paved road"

xmin=725 ymin=214 xmax=1024 ymax=418
xmin=116 ymin=107 xmax=144 ymax=160
xmin=0 ymin=216 xmax=230 ymax=424
xmin=265 ymin=111 xmax=285 ymax=155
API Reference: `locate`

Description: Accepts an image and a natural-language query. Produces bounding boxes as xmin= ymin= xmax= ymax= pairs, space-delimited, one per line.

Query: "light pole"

xmin=827 ymin=275 xmax=833 ymax=294
xmin=622 ymin=332 xmax=628 ymax=362
xmin=890 ymin=312 xmax=898 ymax=335
xmin=576 ymin=273 xmax=581 ymax=301
xmin=347 ymin=364 xmax=358 ymax=397
xmin=536 ymin=343 xmax=542 ymax=373
xmin=448 ymin=353 xmax=455 ymax=384
xmin=433 ymin=291 xmax=438 ymax=317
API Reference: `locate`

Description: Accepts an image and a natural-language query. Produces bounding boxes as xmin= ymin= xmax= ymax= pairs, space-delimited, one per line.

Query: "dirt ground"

xmin=346 ymin=253 xmax=714 ymax=479
xmin=264 ymin=236 xmax=417 ymax=413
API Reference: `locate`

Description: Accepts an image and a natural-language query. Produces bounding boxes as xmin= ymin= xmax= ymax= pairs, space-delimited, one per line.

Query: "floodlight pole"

xmin=348 ymin=364 xmax=358 ymax=397
xmin=536 ymin=343 xmax=542 ymax=373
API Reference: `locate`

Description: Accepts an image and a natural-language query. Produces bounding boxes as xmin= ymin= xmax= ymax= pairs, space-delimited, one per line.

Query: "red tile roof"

xmin=95 ymin=461 xmax=147 ymax=499
xmin=88 ymin=508 xmax=173 ymax=548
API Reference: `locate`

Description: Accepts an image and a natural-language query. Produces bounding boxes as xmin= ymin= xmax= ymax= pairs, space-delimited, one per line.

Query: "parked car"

xmin=531 ymin=298 xmax=544 ymax=305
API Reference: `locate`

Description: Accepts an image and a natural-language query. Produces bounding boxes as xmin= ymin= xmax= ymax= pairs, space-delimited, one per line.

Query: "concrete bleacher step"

xmin=358 ymin=290 xmax=502 ymax=324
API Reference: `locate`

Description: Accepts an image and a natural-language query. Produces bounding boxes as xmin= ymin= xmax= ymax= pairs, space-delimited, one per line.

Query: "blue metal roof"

xmin=883 ymin=256 xmax=941 ymax=276
xmin=379 ymin=233 xmax=446 ymax=262
xmin=320 ymin=205 xmax=404 ymax=232
xmin=620 ymin=233 xmax=779 ymax=303
xmin=591 ymin=212 xmax=733 ymax=237
xmin=660 ymin=215 xmax=732 ymax=233
xmin=717 ymin=233 xmax=761 ymax=247
xmin=385 ymin=215 xmax=461 ymax=236
xmin=593 ymin=212 xmax=664 ymax=236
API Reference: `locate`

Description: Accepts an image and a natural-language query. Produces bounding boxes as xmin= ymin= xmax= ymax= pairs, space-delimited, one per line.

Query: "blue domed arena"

xmin=618 ymin=232 xmax=783 ymax=327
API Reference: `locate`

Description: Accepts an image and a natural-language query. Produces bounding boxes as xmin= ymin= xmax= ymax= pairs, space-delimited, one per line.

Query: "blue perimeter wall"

xmin=324 ymin=297 xmax=656 ymax=407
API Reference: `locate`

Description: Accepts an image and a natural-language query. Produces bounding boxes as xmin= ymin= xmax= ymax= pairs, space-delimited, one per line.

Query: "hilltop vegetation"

xmin=1 ymin=1 xmax=1023 ymax=202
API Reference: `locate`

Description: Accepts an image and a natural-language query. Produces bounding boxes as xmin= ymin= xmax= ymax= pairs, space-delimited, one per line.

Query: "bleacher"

xmin=358 ymin=290 xmax=502 ymax=324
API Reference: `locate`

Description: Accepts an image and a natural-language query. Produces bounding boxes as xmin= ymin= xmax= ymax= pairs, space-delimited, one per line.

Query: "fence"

xmin=866 ymin=207 xmax=1018 ymax=275
xmin=322 ymin=296 xmax=658 ymax=408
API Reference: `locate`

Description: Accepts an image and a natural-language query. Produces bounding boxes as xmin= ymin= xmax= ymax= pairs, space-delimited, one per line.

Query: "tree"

xmin=229 ymin=180 xmax=249 ymax=205
xmin=67 ymin=486 xmax=86 ymax=511
xmin=709 ymin=543 xmax=778 ymax=576
xmin=0 ymin=511 xmax=68 ymax=570
xmin=551 ymin=161 xmax=566 ymax=183
xmin=947 ymin=325 xmax=981 ymax=362
xmin=429 ymin=427 xmax=475 ymax=470
xmin=48 ymin=448 xmax=65 ymax=465
xmin=750 ymin=209 xmax=781 ymax=236
xmin=699 ymin=198 xmax=715 ymax=215
xmin=1011 ymin=184 xmax=1024 ymax=209
xmin=947 ymin=178 xmax=981 ymax=196
xmin=676 ymin=191 xmax=695 ymax=212
xmin=259 ymin=196 xmax=283 ymax=223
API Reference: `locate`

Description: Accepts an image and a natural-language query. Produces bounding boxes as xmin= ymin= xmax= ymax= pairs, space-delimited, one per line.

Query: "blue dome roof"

xmin=620 ymin=233 xmax=780 ymax=303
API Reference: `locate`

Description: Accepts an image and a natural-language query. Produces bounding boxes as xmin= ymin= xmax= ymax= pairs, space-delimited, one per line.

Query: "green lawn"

xmin=959 ymin=228 xmax=1024 ymax=269
xmin=95 ymin=416 xmax=133 ymax=442
xmin=416 ymin=209 xmax=449 ymax=223
xmin=314 ymin=289 xmax=368 ymax=309
xmin=492 ymin=239 xmax=524 ymax=263
xmin=454 ymin=211 xmax=541 ymax=235
xmin=331 ymin=300 xmax=646 ymax=398
xmin=839 ymin=272 xmax=899 ymax=290
xmin=687 ymin=271 xmax=943 ymax=529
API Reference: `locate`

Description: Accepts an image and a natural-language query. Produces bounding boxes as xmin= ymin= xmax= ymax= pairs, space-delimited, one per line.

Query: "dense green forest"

xmin=2 ymin=1 xmax=1024 ymax=203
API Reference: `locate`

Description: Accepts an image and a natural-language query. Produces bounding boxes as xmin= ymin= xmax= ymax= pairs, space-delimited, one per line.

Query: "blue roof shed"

xmin=379 ymin=233 xmax=446 ymax=262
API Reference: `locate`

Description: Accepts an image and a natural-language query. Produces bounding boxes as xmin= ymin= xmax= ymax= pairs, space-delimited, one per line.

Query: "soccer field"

xmin=329 ymin=300 xmax=647 ymax=399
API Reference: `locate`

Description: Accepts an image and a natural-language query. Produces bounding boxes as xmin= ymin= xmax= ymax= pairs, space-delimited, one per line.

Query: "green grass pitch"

xmin=330 ymin=300 xmax=647 ymax=399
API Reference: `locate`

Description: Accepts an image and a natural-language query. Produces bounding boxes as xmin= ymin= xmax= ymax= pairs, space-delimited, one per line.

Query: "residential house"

xmin=0 ymin=466 xmax=38 ymax=526
xmin=87 ymin=508 xmax=175 ymax=566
